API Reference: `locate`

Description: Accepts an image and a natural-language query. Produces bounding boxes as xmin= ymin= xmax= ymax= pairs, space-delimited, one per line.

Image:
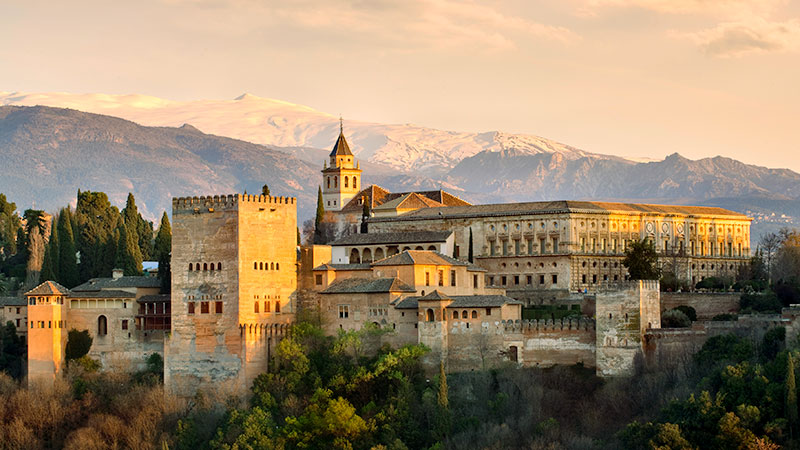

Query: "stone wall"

xmin=661 ymin=292 xmax=740 ymax=320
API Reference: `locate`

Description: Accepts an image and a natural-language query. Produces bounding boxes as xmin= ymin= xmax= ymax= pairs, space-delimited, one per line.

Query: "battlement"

xmin=501 ymin=317 xmax=596 ymax=332
xmin=172 ymin=194 xmax=296 ymax=212
xmin=594 ymin=280 xmax=660 ymax=293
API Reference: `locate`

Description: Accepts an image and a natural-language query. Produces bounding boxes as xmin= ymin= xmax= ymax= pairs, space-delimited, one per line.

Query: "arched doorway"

xmin=426 ymin=309 xmax=435 ymax=322
xmin=349 ymin=248 xmax=360 ymax=263
xmin=362 ymin=248 xmax=372 ymax=263
xmin=374 ymin=247 xmax=385 ymax=260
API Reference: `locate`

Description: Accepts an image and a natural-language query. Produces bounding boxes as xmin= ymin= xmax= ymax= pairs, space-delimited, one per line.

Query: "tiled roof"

xmin=393 ymin=294 xmax=521 ymax=309
xmin=329 ymin=131 xmax=353 ymax=157
xmin=370 ymin=200 xmax=749 ymax=222
xmin=313 ymin=263 xmax=373 ymax=271
xmin=321 ymin=277 xmax=416 ymax=294
xmin=340 ymin=185 xmax=392 ymax=213
xmin=69 ymin=290 xmax=136 ymax=299
xmin=372 ymin=250 xmax=469 ymax=267
xmin=25 ymin=280 xmax=71 ymax=296
xmin=137 ymin=294 xmax=170 ymax=303
xmin=419 ymin=290 xmax=450 ymax=301
xmin=72 ymin=276 xmax=161 ymax=292
xmin=340 ymin=186 xmax=470 ymax=213
xmin=0 ymin=297 xmax=26 ymax=307
xmin=329 ymin=231 xmax=452 ymax=246
xmin=374 ymin=193 xmax=445 ymax=211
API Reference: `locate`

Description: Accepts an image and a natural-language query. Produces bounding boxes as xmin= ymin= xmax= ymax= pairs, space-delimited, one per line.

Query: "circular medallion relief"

xmin=662 ymin=223 xmax=670 ymax=233
xmin=677 ymin=224 xmax=684 ymax=234
xmin=646 ymin=222 xmax=654 ymax=233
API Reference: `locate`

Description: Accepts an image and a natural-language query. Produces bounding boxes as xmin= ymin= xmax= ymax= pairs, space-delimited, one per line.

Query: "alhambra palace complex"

xmin=8 ymin=127 xmax=788 ymax=397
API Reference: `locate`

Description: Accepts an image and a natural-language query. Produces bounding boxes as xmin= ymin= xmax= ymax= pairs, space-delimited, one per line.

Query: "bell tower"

xmin=321 ymin=118 xmax=362 ymax=212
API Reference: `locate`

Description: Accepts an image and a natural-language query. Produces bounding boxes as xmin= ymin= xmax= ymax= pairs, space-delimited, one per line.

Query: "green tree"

xmin=0 ymin=193 xmax=22 ymax=260
xmin=40 ymin=219 xmax=59 ymax=283
xmin=788 ymin=353 xmax=798 ymax=437
xmin=57 ymin=208 xmax=80 ymax=288
xmin=261 ymin=184 xmax=270 ymax=197
xmin=0 ymin=321 xmax=25 ymax=379
xmin=154 ymin=212 xmax=171 ymax=293
xmin=65 ymin=329 xmax=93 ymax=361
xmin=313 ymin=186 xmax=326 ymax=245
xmin=623 ymin=239 xmax=660 ymax=280
xmin=468 ymin=228 xmax=474 ymax=263
xmin=76 ymin=191 xmax=122 ymax=280
xmin=115 ymin=223 xmax=142 ymax=275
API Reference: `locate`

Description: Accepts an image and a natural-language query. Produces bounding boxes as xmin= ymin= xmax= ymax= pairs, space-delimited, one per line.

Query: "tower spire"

xmin=339 ymin=115 xmax=343 ymax=134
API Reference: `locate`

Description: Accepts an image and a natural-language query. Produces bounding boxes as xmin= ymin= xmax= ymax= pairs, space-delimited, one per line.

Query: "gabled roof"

xmin=313 ymin=263 xmax=373 ymax=271
xmin=0 ymin=297 xmax=26 ymax=307
xmin=25 ymin=280 xmax=71 ymax=296
xmin=393 ymin=294 xmax=522 ymax=309
xmin=419 ymin=290 xmax=450 ymax=301
xmin=339 ymin=186 xmax=470 ymax=214
xmin=374 ymin=192 xmax=445 ymax=211
xmin=370 ymin=200 xmax=749 ymax=222
xmin=72 ymin=276 xmax=161 ymax=292
xmin=329 ymin=131 xmax=353 ymax=157
xmin=340 ymin=185 xmax=392 ymax=213
xmin=372 ymin=250 xmax=469 ymax=267
xmin=321 ymin=277 xmax=416 ymax=294
xmin=329 ymin=231 xmax=452 ymax=246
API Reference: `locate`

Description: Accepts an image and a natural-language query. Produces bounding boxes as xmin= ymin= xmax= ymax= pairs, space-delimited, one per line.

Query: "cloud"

xmin=580 ymin=0 xmax=785 ymax=17
xmin=685 ymin=17 xmax=800 ymax=57
xmin=161 ymin=0 xmax=577 ymax=51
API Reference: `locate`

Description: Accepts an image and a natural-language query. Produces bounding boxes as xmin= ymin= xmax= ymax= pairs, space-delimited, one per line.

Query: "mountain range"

xmin=1 ymin=92 xmax=799 ymax=239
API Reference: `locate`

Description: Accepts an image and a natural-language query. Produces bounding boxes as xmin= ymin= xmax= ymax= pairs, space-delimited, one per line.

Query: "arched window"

xmin=427 ymin=245 xmax=436 ymax=251
xmin=270 ymin=262 xmax=275 ymax=270
xmin=210 ymin=263 xmax=215 ymax=271
xmin=189 ymin=263 xmax=193 ymax=271
xmin=426 ymin=309 xmax=435 ymax=322
xmin=334 ymin=176 xmax=338 ymax=188
xmin=452 ymin=311 xmax=458 ymax=319
xmin=265 ymin=301 xmax=270 ymax=312
xmin=471 ymin=310 xmax=478 ymax=319
xmin=344 ymin=176 xmax=349 ymax=188
xmin=259 ymin=262 xmax=264 ymax=270
xmin=276 ymin=263 xmax=279 ymax=270
xmin=462 ymin=310 xmax=468 ymax=319
xmin=253 ymin=262 xmax=257 ymax=270
xmin=327 ymin=177 xmax=330 ymax=189
xmin=374 ymin=248 xmax=384 ymax=260
xmin=275 ymin=301 xmax=281 ymax=313
xmin=203 ymin=263 xmax=208 ymax=271
xmin=349 ymin=248 xmax=360 ymax=263
xmin=218 ymin=262 xmax=222 ymax=270
xmin=415 ymin=246 xmax=424 ymax=250
xmin=353 ymin=178 xmax=357 ymax=189
xmin=254 ymin=302 xmax=259 ymax=313
xmin=98 ymin=315 xmax=107 ymax=336
xmin=362 ymin=248 xmax=372 ymax=263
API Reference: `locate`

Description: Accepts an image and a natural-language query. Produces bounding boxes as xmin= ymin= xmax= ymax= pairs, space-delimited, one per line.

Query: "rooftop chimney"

xmin=112 ymin=268 xmax=123 ymax=279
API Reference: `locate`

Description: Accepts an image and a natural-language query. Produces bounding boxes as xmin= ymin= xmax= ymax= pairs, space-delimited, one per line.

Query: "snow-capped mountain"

xmin=0 ymin=91 xmax=613 ymax=173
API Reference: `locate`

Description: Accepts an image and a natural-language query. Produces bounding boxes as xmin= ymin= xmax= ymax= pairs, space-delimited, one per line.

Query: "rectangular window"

xmin=15 ymin=307 xmax=20 ymax=314
xmin=265 ymin=301 xmax=270 ymax=312
xmin=540 ymin=238 xmax=546 ymax=254
xmin=438 ymin=269 xmax=444 ymax=286
xmin=275 ymin=301 xmax=281 ymax=313
xmin=338 ymin=305 xmax=349 ymax=319
xmin=425 ymin=272 xmax=430 ymax=286
xmin=582 ymin=274 xmax=586 ymax=284
xmin=527 ymin=275 xmax=532 ymax=285
xmin=592 ymin=238 xmax=596 ymax=253
xmin=201 ymin=302 xmax=209 ymax=314
xmin=552 ymin=237 xmax=558 ymax=253
xmin=215 ymin=301 xmax=223 ymax=314
xmin=613 ymin=239 xmax=617 ymax=253
xmin=188 ymin=302 xmax=195 ymax=314
xmin=602 ymin=239 xmax=607 ymax=253
xmin=514 ymin=239 xmax=520 ymax=255
xmin=16 ymin=319 xmax=20 ymax=327
xmin=552 ymin=274 xmax=558 ymax=284
xmin=490 ymin=241 xmax=497 ymax=256
xmin=502 ymin=240 xmax=508 ymax=256
xmin=592 ymin=274 xmax=597 ymax=284
xmin=501 ymin=276 xmax=507 ymax=285
xmin=527 ymin=239 xmax=534 ymax=255
xmin=488 ymin=276 xmax=494 ymax=285
xmin=581 ymin=237 xmax=586 ymax=252
xmin=691 ymin=241 xmax=695 ymax=256
xmin=450 ymin=270 xmax=456 ymax=287
xmin=539 ymin=275 xmax=545 ymax=285
xmin=473 ymin=274 xmax=478 ymax=287
xmin=122 ymin=320 xmax=128 ymax=330
xmin=485 ymin=308 xmax=491 ymax=316
xmin=315 ymin=274 xmax=322 ymax=285
xmin=514 ymin=275 xmax=519 ymax=285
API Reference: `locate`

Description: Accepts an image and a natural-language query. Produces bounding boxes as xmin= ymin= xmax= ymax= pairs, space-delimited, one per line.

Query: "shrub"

xmin=740 ymin=292 xmax=782 ymax=314
xmin=65 ymin=329 xmax=93 ymax=361
xmin=696 ymin=277 xmax=728 ymax=291
xmin=662 ymin=310 xmax=691 ymax=328
xmin=712 ymin=314 xmax=737 ymax=321
xmin=694 ymin=334 xmax=754 ymax=366
xmin=674 ymin=305 xmax=697 ymax=322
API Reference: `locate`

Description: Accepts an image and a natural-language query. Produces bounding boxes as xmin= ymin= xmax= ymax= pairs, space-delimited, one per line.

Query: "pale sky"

xmin=2 ymin=0 xmax=800 ymax=171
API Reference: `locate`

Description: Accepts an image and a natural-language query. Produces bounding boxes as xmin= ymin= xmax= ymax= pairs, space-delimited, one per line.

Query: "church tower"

xmin=321 ymin=119 xmax=361 ymax=212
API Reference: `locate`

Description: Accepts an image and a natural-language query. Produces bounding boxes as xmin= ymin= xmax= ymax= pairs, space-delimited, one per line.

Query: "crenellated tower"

xmin=321 ymin=119 xmax=361 ymax=212
xmin=165 ymin=193 xmax=297 ymax=398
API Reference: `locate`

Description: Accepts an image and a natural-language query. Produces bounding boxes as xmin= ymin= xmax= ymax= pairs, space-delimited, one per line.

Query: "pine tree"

xmin=262 ymin=184 xmax=270 ymax=197
xmin=468 ymin=228 xmax=474 ymax=263
xmin=57 ymin=208 xmax=80 ymax=288
xmin=154 ymin=212 xmax=172 ymax=293
xmin=788 ymin=353 xmax=798 ymax=438
xmin=313 ymin=186 xmax=326 ymax=245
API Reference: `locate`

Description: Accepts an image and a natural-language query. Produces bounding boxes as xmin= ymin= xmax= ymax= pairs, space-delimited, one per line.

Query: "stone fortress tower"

xmin=25 ymin=281 xmax=70 ymax=386
xmin=165 ymin=193 xmax=297 ymax=397
xmin=321 ymin=119 xmax=362 ymax=212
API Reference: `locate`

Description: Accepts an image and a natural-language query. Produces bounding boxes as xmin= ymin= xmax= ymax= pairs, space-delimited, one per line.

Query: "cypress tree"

xmin=115 ymin=224 xmax=142 ymax=275
xmin=313 ymin=186 xmax=325 ymax=244
xmin=438 ymin=361 xmax=448 ymax=409
xmin=40 ymin=219 xmax=58 ymax=283
xmin=468 ymin=228 xmax=474 ymax=263
xmin=57 ymin=208 xmax=80 ymax=288
xmin=788 ymin=353 xmax=798 ymax=438
xmin=262 ymin=184 xmax=270 ymax=197
xmin=154 ymin=212 xmax=172 ymax=293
